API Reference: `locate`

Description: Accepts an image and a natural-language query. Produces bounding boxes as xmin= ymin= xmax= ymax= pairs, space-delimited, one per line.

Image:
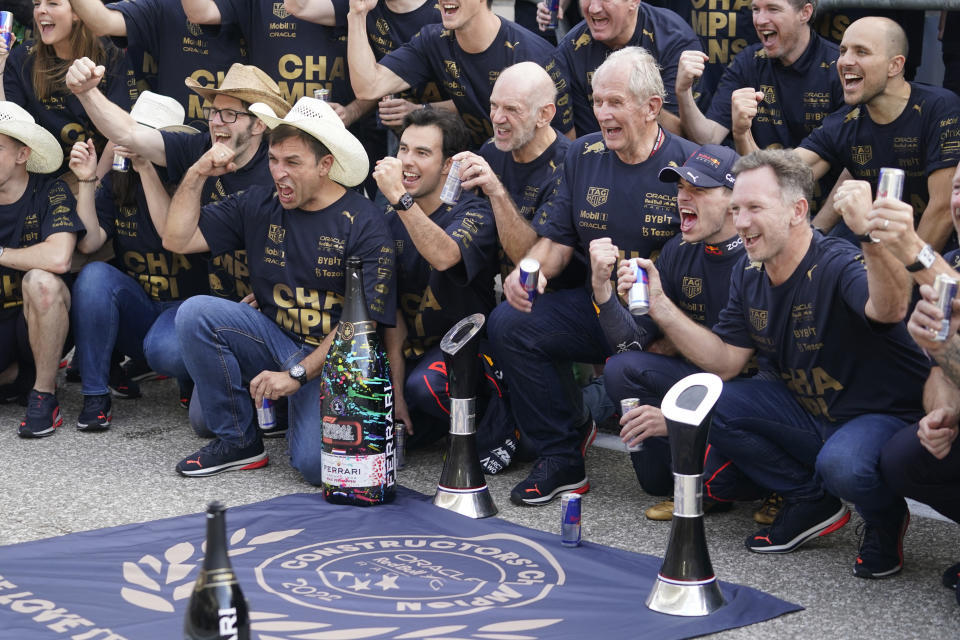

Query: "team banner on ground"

xmin=0 ymin=488 xmax=800 ymax=639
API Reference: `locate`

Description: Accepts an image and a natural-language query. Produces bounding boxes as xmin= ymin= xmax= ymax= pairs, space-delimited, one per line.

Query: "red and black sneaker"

xmin=745 ymin=494 xmax=850 ymax=554
xmin=509 ymin=457 xmax=589 ymax=506
xmin=854 ymin=504 xmax=909 ymax=579
xmin=77 ymin=394 xmax=113 ymax=432
xmin=176 ymin=438 xmax=268 ymax=477
xmin=18 ymin=390 xmax=62 ymax=438
xmin=942 ymin=561 xmax=960 ymax=590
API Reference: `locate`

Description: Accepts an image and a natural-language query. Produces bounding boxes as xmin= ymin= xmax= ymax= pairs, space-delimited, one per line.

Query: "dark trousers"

xmin=880 ymin=423 xmax=960 ymax=523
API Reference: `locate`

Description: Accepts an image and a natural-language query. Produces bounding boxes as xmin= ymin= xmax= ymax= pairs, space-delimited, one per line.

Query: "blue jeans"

xmin=488 ymin=287 xmax=611 ymax=464
xmin=174 ymin=296 xmax=324 ymax=484
xmin=708 ymin=378 xmax=909 ymax=525
xmin=72 ymin=262 xmax=186 ymax=396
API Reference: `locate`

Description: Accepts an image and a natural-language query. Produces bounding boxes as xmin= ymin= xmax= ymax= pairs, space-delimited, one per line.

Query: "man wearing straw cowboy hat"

xmin=163 ymin=96 xmax=396 ymax=482
xmin=0 ymin=102 xmax=85 ymax=438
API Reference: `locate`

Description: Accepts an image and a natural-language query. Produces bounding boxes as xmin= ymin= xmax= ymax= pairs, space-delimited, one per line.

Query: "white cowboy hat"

xmin=130 ymin=91 xmax=199 ymax=134
xmin=249 ymin=97 xmax=368 ymax=188
xmin=0 ymin=101 xmax=63 ymax=174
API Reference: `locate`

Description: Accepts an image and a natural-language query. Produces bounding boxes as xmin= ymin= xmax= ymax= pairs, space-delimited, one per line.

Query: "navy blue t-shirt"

xmin=378 ymin=20 xmax=573 ymax=147
xmin=4 ymin=40 xmax=137 ymax=171
xmin=549 ymin=6 xmax=701 ymax=136
xmin=388 ymin=192 xmax=498 ymax=357
xmin=161 ymin=130 xmax=274 ymax=301
xmin=534 ymin=130 xmax=697 ymax=273
xmin=198 ymin=186 xmax=396 ymax=345
xmin=94 ymin=172 xmax=209 ymax=302
xmin=713 ymin=232 xmax=928 ymax=422
xmin=0 ymin=175 xmax=83 ymax=315
xmin=110 ymin=0 xmax=246 ymax=127
xmin=800 ymin=83 xmax=960 ymax=225
xmin=213 ymin=0 xmax=353 ymax=105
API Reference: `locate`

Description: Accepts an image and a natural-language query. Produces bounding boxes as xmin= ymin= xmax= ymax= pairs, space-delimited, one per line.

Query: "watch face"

xmin=290 ymin=364 xmax=306 ymax=380
xmin=398 ymin=193 xmax=414 ymax=210
xmin=920 ymin=245 xmax=936 ymax=267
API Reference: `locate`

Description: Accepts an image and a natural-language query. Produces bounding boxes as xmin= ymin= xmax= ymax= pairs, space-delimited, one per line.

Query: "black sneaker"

xmin=176 ymin=438 xmax=268 ymax=477
xmin=18 ymin=390 xmax=62 ymax=438
xmin=577 ymin=418 xmax=597 ymax=457
xmin=178 ymin=380 xmax=194 ymax=410
xmin=746 ymin=494 xmax=850 ymax=553
xmin=943 ymin=562 xmax=960 ymax=590
xmin=77 ymin=394 xmax=113 ymax=432
xmin=510 ymin=457 xmax=589 ymax=506
xmin=108 ymin=364 xmax=141 ymax=399
xmin=124 ymin=359 xmax=166 ymax=383
xmin=64 ymin=362 xmax=81 ymax=383
xmin=854 ymin=507 xmax=909 ymax=579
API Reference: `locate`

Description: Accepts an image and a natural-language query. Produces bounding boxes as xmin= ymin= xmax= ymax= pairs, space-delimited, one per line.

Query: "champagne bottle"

xmin=184 ymin=501 xmax=250 ymax=640
xmin=320 ymin=256 xmax=396 ymax=506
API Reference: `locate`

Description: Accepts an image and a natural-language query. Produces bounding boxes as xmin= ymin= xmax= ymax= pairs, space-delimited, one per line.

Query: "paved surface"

xmin=0 ymin=372 xmax=958 ymax=639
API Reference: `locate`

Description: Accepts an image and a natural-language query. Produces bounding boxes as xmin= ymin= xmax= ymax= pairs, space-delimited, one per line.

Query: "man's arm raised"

xmin=162 ymin=144 xmax=237 ymax=255
xmin=65 ymin=58 xmax=167 ymax=166
xmin=181 ymin=0 xmax=222 ymax=24
xmin=70 ymin=0 xmax=127 ymax=36
xmin=284 ymin=0 xmax=337 ymax=25
xmin=675 ymin=51 xmax=728 ymax=145
xmin=346 ymin=0 xmax=410 ymax=100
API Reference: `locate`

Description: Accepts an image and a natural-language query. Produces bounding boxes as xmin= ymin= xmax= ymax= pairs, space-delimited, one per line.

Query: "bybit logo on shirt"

xmin=749 ymin=307 xmax=768 ymax=331
xmin=585 ymin=187 xmax=608 ymax=207
xmin=851 ymin=145 xmax=872 ymax=165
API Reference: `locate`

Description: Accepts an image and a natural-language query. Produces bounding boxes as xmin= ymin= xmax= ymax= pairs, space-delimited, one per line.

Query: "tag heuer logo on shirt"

xmin=376 ymin=17 xmax=389 ymax=35
xmin=852 ymin=145 xmax=872 ymax=165
xmin=760 ymin=84 xmax=776 ymax=104
xmin=681 ymin=276 xmax=702 ymax=299
xmin=273 ymin=3 xmax=289 ymax=19
xmin=586 ymin=187 xmax=608 ymax=207
xmin=268 ymin=224 xmax=286 ymax=244
xmin=186 ymin=20 xmax=202 ymax=37
xmin=444 ymin=60 xmax=460 ymax=79
xmin=749 ymin=308 xmax=768 ymax=332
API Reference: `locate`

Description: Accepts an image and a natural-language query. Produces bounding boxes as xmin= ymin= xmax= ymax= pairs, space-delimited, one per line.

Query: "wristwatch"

xmin=288 ymin=363 xmax=307 ymax=386
xmin=906 ymin=244 xmax=936 ymax=272
xmin=392 ymin=192 xmax=415 ymax=211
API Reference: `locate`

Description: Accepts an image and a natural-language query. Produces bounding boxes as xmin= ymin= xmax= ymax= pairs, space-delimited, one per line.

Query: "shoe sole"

xmin=177 ymin=453 xmax=269 ymax=477
xmin=579 ymin=421 xmax=597 ymax=457
xmin=510 ymin=478 xmax=589 ymax=507
xmin=747 ymin=504 xmax=851 ymax=554
xmin=18 ymin=410 xmax=63 ymax=438
xmin=109 ymin=387 xmax=141 ymax=400
xmin=77 ymin=409 xmax=113 ymax=432
xmin=260 ymin=428 xmax=288 ymax=439
xmin=853 ymin=513 xmax=909 ymax=579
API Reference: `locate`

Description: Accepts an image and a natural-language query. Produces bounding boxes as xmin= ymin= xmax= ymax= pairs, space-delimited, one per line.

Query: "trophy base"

xmin=645 ymin=576 xmax=726 ymax=616
xmin=433 ymin=486 xmax=498 ymax=519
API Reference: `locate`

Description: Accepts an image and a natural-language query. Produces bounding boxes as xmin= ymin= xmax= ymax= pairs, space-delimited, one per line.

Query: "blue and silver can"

xmin=561 ymin=493 xmax=582 ymax=547
xmin=518 ymin=257 xmax=540 ymax=302
xmin=313 ymin=88 xmax=330 ymax=102
xmin=628 ymin=262 xmax=650 ymax=316
xmin=0 ymin=11 xmax=15 ymax=50
xmin=439 ymin=160 xmax=462 ymax=205
xmin=395 ymin=422 xmax=406 ymax=470
xmin=546 ymin=0 xmax=560 ymax=29
xmin=111 ymin=153 xmax=130 ymax=172
xmin=934 ymin=273 xmax=958 ymax=342
xmin=257 ymin=398 xmax=276 ymax=430
xmin=877 ymin=167 xmax=905 ymax=201
xmin=620 ymin=398 xmax=643 ymax=452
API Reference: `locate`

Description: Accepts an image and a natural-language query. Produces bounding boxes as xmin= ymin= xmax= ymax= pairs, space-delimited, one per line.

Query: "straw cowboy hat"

xmin=185 ymin=63 xmax=291 ymax=118
xmin=0 ymin=101 xmax=63 ymax=174
xmin=249 ymin=97 xmax=368 ymax=188
xmin=130 ymin=91 xmax=200 ymax=134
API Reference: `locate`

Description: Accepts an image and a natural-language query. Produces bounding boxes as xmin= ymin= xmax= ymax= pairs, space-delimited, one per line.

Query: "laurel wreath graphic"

xmin=120 ymin=528 xmax=563 ymax=639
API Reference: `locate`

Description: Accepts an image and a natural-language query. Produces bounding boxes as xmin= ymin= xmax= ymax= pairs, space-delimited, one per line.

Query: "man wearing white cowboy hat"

xmin=0 ymin=102 xmax=86 ymax=438
xmin=163 ymin=96 xmax=396 ymax=481
xmin=67 ymin=91 xmax=207 ymax=434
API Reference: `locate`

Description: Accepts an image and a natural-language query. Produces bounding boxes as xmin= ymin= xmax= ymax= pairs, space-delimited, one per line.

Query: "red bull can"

xmin=313 ymin=88 xmax=330 ymax=102
xmin=257 ymin=398 xmax=276 ymax=430
xmin=0 ymin=11 xmax=15 ymax=50
xmin=518 ymin=258 xmax=540 ymax=302
xmin=934 ymin=273 xmax=958 ymax=342
xmin=877 ymin=167 xmax=905 ymax=201
xmin=546 ymin=0 xmax=560 ymax=29
xmin=395 ymin=422 xmax=406 ymax=470
xmin=628 ymin=262 xmax=650 ymax=316
xmin=560 ymin=493 xmax=582 ymax=547
xmin=440 ymin=160 xmax=462 ymax=205
xmin=620 ymin=398 xmax=643 ymax=452
xmin=111 ymin=153 xmax=130 ymax=172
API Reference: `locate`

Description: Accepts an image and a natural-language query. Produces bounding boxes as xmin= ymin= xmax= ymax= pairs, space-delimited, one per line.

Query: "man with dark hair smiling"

xmin=162 ymin=96 xmax=395 ymax=482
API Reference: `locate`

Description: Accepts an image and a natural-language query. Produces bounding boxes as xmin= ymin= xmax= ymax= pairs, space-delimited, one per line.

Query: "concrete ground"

xmin=0 ymin=373 xmax=957 ymax=639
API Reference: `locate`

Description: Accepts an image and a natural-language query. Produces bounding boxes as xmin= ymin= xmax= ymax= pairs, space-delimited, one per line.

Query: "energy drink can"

xmin=0 ymin=11 xmax=15 ymax=49
xmin=546 ymin=0 xmax=560 ymax=29
xmin=620 ymin=398 xmax=642 ymax=452
xmin=518 ymin=257 xmax=540 ymax=302
xmin=877 ymin=167 xmax=905 ymax=201
xmin=112 ymin=153 xmax=130 ymax=172
xmin=257 ymin=398 xmax=276 ymax=430
xmin=560 ymin=493 xmax=582 ymax=547
xmin=377 ymin=94 xmax=393 ymax=129
xmin=313 ymin=88 xmax=330 ymax=102
xmin=439 ymin=160 xmax=462 ymax=205
xmin=933 ymin=273 xmax=958 ymax=342
xmin=628 ymin=262 xmax=650 ymax=316
xmin=395 ymin=423 xmax=406 ymax=470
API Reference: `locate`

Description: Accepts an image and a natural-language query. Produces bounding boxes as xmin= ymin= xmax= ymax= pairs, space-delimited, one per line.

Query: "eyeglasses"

xmin=202 ymin=107 xmax=252 ymax=123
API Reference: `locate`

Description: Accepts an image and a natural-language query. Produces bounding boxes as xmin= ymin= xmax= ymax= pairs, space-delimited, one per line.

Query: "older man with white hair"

xmin=163 ymin=97 xmax=396 ymax=482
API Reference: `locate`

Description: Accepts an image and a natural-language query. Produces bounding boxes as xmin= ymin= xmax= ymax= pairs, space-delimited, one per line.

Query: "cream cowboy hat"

xmin=130 ymin=91 xmax=200 ymax=134
xmin=185 ymin=63 xmax=291 ymax=118
xmin=249 ymin=97 xmax=368 ymax=188
xmin=0 ymin=101 xmax=63 ymax=174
